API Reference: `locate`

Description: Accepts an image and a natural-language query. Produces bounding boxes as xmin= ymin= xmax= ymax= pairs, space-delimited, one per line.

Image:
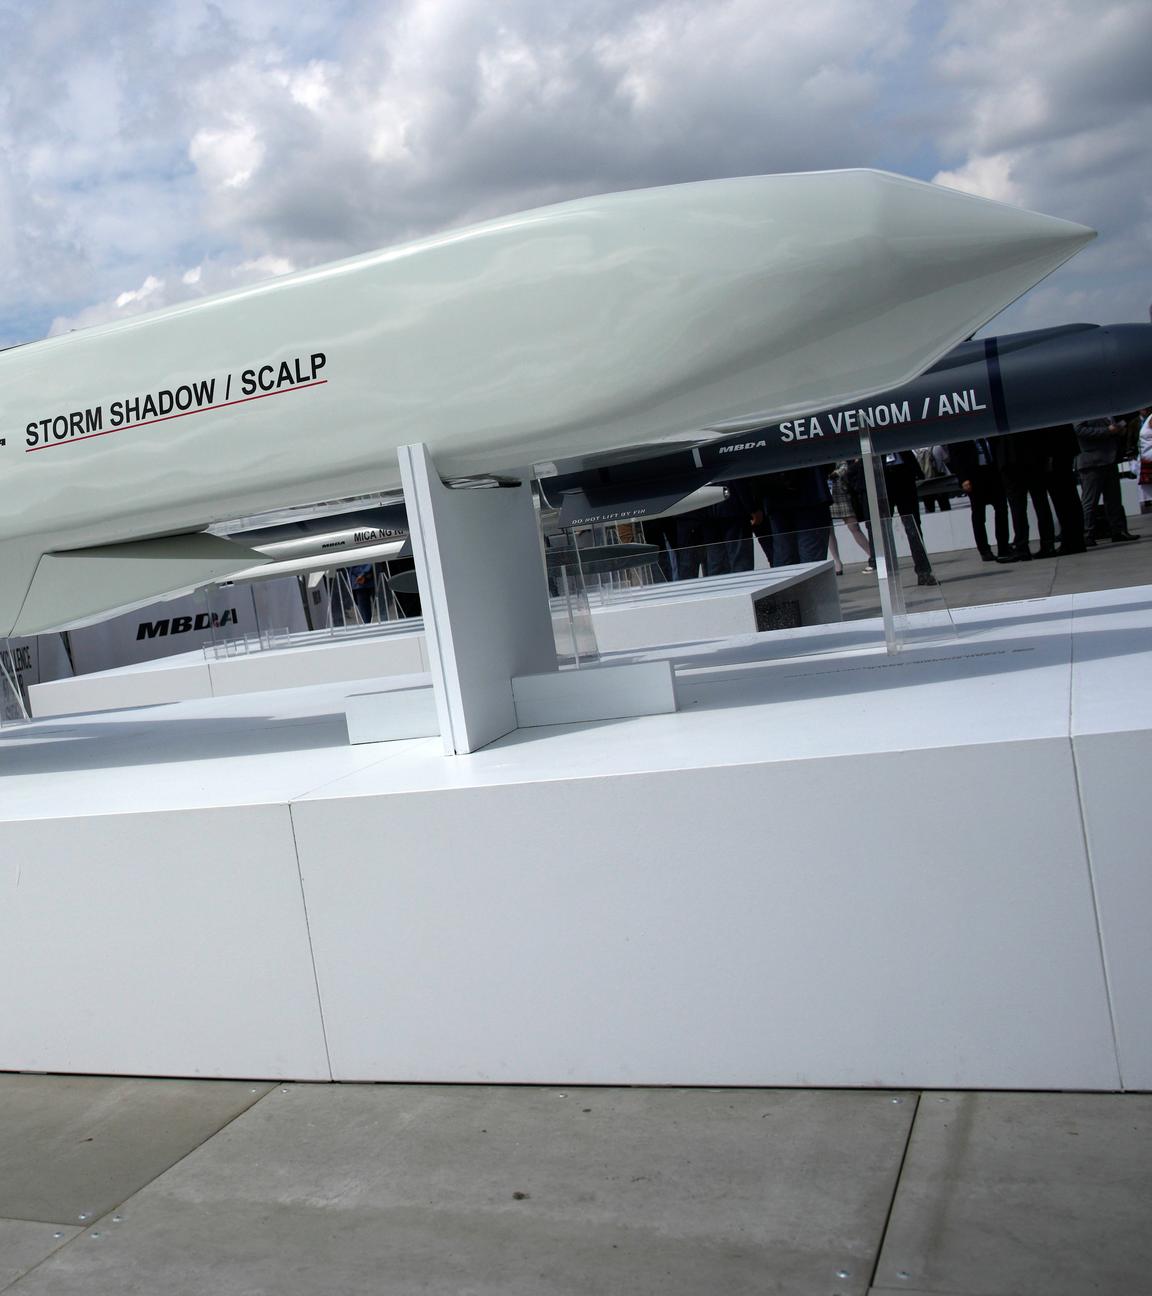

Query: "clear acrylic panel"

xmin=551 ymin=498 xmax=963 ymax=663
xmin=201 ymin=582 xmax=252 ymax=658
xmin=873 ymin=510 xmax=958 ymax=648
xmin=549 ymin=564 xmax=600 ymax=668
xmin=858 ymin=432 xmax=957 ymax=652
xmin=185 ymin=495 xmax=965 ymax=671
xmin=547 ymin=527 xmax=879 ymax=663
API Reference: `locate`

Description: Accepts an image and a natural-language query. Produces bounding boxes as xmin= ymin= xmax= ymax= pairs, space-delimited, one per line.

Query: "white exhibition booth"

xmin=0 ymin=442 xmax=1148 ymax=1093
xmin=0 ymin=585 xmax=1148 ymax=1090
xmin=1 ymin=168 xmax=1144 ymax=1098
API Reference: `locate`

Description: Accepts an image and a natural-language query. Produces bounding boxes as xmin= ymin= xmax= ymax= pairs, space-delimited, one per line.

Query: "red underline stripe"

xmin=24 ymin=379 xmax=329 ymax=452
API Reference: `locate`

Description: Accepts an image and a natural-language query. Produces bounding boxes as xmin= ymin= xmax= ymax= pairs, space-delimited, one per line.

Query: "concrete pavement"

xmin=2 ymin=1078 xmax=1151 ymax=1295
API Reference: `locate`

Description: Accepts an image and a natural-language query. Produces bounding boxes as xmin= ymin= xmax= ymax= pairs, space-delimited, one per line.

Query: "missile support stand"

xmin=345 ymin=443 xmax=677 ymax=753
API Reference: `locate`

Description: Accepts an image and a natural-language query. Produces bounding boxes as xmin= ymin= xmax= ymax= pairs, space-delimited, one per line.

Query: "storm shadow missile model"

xmin=542 ymin=322 xmax=1152 ymax=526
xmin=0 ymin=170 xmax=1094 ymax=636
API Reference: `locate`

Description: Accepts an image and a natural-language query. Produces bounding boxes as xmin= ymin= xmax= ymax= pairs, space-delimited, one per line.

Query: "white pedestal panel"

xmin=831 ymin=485 xmax=1147 ymax=561
xmin=1070 ymin=586 xmax=1152 ymax=1090
xmin=28 ymin=627 xmax=429 ymax=718
xmin=290 ymin=738 xmax=1117 ymax=1088
xmin=879 ymin=507 xmax=976 ymax=558
xmin=511 ymin=660 xmax=677 ymax=728
xmin=345 ymin=679 xmax=439 ymax=744
xmin=210 ymin=631 xmax=428 ymax=697
xmin=590 ymin=563 xmax=839 ymax=652
xmin=1073 ymin=730 xmax=1152 ymax=1090
xmin=29 ymin=656 xmax=215 ymax=716
xmin=0 ymin=805 xmax=331 ymax=1080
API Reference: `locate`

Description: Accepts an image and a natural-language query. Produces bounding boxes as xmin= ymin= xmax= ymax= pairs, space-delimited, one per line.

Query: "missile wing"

xmin=543 ymin=322 xmax=1152 ymax=526
xmin=0 ymin=171 xmax=1093 ymax=635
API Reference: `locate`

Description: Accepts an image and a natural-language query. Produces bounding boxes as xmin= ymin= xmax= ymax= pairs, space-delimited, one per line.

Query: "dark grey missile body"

xmin=543 ymin=323 xmax=1152 ymax=526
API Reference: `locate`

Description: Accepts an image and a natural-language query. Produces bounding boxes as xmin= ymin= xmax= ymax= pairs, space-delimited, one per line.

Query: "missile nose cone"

xmin=863 ymin=166 xmax=1095 ymax=300
xmin=800 ymin=170 xmax=1096 ymax=396
xmin=881 ymin=169 xmax=1095 ymax=264
xmin=692 ymin=169 xmax=1099 ymax=431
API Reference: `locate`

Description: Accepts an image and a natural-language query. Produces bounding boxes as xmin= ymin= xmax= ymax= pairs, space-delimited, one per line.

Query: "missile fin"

xmin=12 ymin=533 xmax=270 ymax=636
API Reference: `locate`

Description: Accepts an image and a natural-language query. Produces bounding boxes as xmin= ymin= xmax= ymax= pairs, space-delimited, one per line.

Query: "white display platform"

xmin=29 ymin=564 xmax=836 ymax=717
xmin=586 ymin=561 xmax=839 ymax=651
xmin=2 ymin=587 xmax=1148 ymax=1090
xmin=28 ymin=623 xmax=429 ymax=718
xmin=826 ymin=475 xmax=1144 ymax=562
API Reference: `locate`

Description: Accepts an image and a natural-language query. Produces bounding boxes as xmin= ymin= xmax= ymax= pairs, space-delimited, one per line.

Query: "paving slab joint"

xmin=866 ymin=1091 xmax=922 ymax=1291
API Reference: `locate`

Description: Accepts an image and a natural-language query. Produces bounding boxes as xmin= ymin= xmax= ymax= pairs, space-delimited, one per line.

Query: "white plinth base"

xmin=512 ymin=659 xmax=676 ymax=727
xmin=589 ymin=562 xmax=839 ymax=652
xmin=345 ymin=661 xmax=678 ymax=743
xmin=28 ymin=624 xmax=428 ymax=718
xmin=3 ymin=587 xmax=1150 ymax=1089
xmin=345 ymin=678 xmax=439 ymax=744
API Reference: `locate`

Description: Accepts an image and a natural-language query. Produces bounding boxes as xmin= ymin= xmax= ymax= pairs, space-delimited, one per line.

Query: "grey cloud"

xmin=183 ymin=0 xmax=915 ymax=257
xmin=929 ymin=0 xmax=1151 ymax=332
xmin=3 ymin=0 xmax=1146 ymax=343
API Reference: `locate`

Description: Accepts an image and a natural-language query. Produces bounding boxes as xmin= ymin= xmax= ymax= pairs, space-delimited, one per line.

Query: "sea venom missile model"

xmin=542 ymin=322 xmax=1152 ymax=526
xmin=0 ymin=170 xmax=1093 ymax=635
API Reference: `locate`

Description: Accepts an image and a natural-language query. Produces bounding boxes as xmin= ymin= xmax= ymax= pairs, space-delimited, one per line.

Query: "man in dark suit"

xmin=1035 ymin=424 xmax=1086 ymax=555
xmin=761 ymin=466 xmax=833 ymax=565
xmin=700 ymin=482 xmax=759 ymax=575
xmin=990 ymin=430 xmax=1055 ymax=562
xmin=943 ymin=438 xmax=1010 ymax=561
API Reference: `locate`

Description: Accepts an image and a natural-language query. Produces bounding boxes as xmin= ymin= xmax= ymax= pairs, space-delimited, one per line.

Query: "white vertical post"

xmin=398 ymin=443 xmax=557 ymax=754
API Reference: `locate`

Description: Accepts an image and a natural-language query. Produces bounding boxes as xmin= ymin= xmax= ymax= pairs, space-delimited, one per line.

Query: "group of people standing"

xmin=648 ymin=410 xmax=1149 ymax=581
xmin=942 ymin=415 xmax=1144 ymax=563
xmin=652 ymin=455 xmax=941 ymax=584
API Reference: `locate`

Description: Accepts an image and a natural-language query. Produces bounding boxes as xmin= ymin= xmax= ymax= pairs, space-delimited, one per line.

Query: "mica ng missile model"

xmin=208 ymin=507 xmax=413 ymax=586
xmin=228 ymin=504 xmax=410 ymax=562
xmin=543 ymin=322 xmax=1152 ymax=526
xmin=213 ymin=537 xmax=413 ymax=588
xmin=196 ymin=484 xmax=724 ymax=600
xmin=0 ymin=170 xmax=1093 ymax=635
xmin=219 ymin=481 xmax=721 ymax=562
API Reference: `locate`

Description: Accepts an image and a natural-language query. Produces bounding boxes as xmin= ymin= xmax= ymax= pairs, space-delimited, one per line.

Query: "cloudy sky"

xmin=1 ymin=0 xmax=1148 ymax=347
